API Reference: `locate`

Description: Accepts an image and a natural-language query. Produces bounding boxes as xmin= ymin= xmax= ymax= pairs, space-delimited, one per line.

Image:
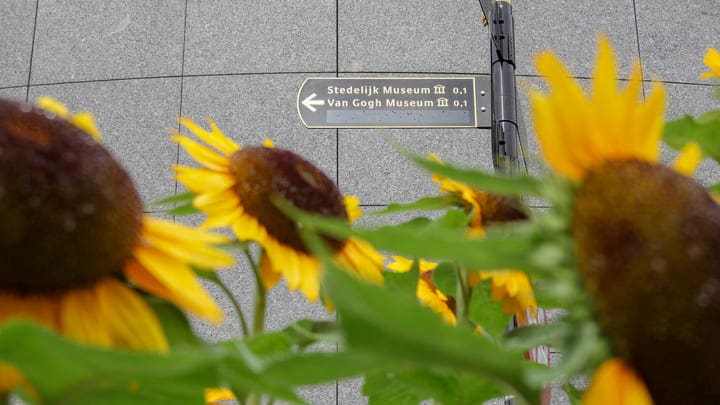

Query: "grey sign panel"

xmin=297 ymin=77 xmax=491 ymax=129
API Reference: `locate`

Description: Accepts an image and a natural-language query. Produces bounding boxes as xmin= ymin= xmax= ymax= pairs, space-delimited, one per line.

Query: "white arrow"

xmin=302 ymin=93 xmax=325 ymax=112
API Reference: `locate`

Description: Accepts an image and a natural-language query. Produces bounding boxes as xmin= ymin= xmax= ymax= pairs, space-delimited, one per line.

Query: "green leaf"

xmin=168 ymin=202 xmax=201 ymax=216
xmin=407 ymin=153 xmax=543 ymax=196
xmin=709 ymin=183 xmax=720 ymax=193
xmin=261 ymin=351 xmax=390 ymax=386
xmin=147 ymin=191 xmax=196 ymax=207
xmin=373 ymin=195 xmax=461 ymax=215
xmin=431 ymin=262 xmax=458 ymax=297
xmin=364 ymin=371 xmax=424 ymax=405
xmin=146 ymin=297 xmax=202 ymax=347
xmin=384 ymin=260 xmax=419 ymax=299
xmin=663 ymin=113 xmax=720 ymax=162
xmin=563 ymin=383 xmax=585 ymax=405
xmin=364 ymin=369 xmax=456 ymax=405
xmin=0 ymin=321 xmax=218 ymax=404
xmin=365 ymin=369 xmax=503 ymax=405
xmin=468 ymin=280 xmax=512 ymax=344
xmin=324 ymin=265 xmax=546 ymax=403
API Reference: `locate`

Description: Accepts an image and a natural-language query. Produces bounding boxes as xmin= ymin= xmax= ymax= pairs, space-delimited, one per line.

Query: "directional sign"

xmin=297 ymin=77 xmax=491 ymax=129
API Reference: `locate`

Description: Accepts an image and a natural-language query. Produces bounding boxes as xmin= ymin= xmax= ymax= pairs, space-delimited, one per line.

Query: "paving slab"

xmin=29 ymin=78 xmax=182 ymax=203
xmin=31 ymin=0 xmax=184 ymax=84
xmin=0 ymin=1 xmax=35 ymax=88
xmin=635 ymin=0 xmax=720 ymax=84
xmin=0 ymin=87 xmax=27 ymax=102
xmin=513 ymin=0 xmax=639 ymax=78
xmin=184 ymin=0 xmax=336 ymax=76
xmin=339 ymin=0 xmax=488 ymax=73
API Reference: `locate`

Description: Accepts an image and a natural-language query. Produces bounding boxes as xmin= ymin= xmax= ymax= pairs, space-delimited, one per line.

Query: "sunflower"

xmin=583 ymin=359 xmax=653 ymax=405
xmin=700 ymin=48 xmax=720 ymax=80
xmin=531 ymin=36 xmax=720 ymax=403
xmin=172 ymin=118 xmax=384 ymax=303
xmin=0 ymin=98 xmax=233 ymax=393
xmin=388 ymin=257 xmax=456 ymax=325
xmin=428 ymin=154 xmax=537 ymax=323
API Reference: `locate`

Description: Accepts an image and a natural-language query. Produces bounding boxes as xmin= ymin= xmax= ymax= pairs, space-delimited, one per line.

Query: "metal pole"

xmin=489 ymin=0 xmax=521 ymax=174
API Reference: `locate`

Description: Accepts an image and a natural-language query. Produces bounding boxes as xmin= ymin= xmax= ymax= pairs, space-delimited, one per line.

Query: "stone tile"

xmin=0 ymin=87 xmax=27 ymax=102
xmin=31 ymin=0 xmax=184 ymax=84
xmin=339 ymin=0 xmax=488 ymax=73
xmin=513 ymin=0 xmax=639 ymax=78
xmin=184 ymin=0 xmax=336 ymax=76
xmin=338 ymin=377 xmax=368 ymax=405
xmin=29 ymin=78 xmax=182 ymax=203
xmin=339 ymin=128 xmax=493 ymax=205
xmin=0 ymin=1 xmax=35 ymax=87
xmin=636 ymin=0 xmax=720 ymax=84
xmin=180 ymin=74 xmax=337 ymax=179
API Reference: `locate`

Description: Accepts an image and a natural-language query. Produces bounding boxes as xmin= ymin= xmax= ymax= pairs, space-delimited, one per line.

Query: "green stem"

xmin=217 ymin=280 xmax=249 ymax=337
xmin=243 ymin=246 xmax=266 ymax=336
xmin=246 ymin=392 xmax=260 ymax=405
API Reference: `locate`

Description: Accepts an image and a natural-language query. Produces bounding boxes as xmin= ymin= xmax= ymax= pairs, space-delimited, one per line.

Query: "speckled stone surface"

xmin=184 ymin=0 xmax=336 ymax=75
xmin=339 ymin=0 xmax=488 ymax=73
xmin=0 ymin=87 xmax=27 ymax=102
xmin=31 ymin=0 xmax=185 ymax=84
xmin=513 ymin=0 xmax=639 ymax=78
xmin=0 ymin=1 xmax=35 ymax=88
xmin=635 ymin=0 xmax=720 ymax=84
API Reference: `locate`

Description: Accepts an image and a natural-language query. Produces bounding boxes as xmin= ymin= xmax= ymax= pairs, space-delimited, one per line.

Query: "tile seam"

xmin=25 ymin=0 xmax=40 ymax=102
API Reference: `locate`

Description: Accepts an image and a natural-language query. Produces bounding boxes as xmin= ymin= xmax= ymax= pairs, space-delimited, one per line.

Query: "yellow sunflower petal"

xmin=344 ymin=195 xmax=363 ymax=222
xmin=201 ymin=208 xmax=243 ymax=229
xmin=231 ymin=213 xmax=268 ymax=241
xmin=70 ymin=111 xmax=101 ymax=141
xmin=260 ymin=254 xmax=282 ymax=290
xmin=174 ymin=166 xmax=236 ymax=194
xmin=262 ymin=138 xmax=275 ymax=148
xmin=387 ymin=256 xmax=438 ymax=274
xmin=417 ymin=279 xmax=456 ymax=325
xmin=60 ymin=285 xmax=114 ymax=347
xmin=35 ymin=96 xmax=69 ymax=118
xmin=205 ymin=387 xmax=237 ymax=404
xmin=583 ymin=359 xmax=654 ymax=405
xmin=193 ymin=190 xmax=242 ymax=215
xmin=532 ymin=37 xmax=666 ymax=179
xmin=172 ymin=133 xmax=230 ymax=172
xmin=96 ymin=279 xmax=168 ymax=352
xmin=673 ymin=142 xmax=703 ymax=176
xmin=700 ymin=48 xmax=720 ymax=80
xmin=130 ymin=247 xmax=224 ymax=324
xmin=334 ymin=238 xmax=384 ymax=285
xmin=178 ymin=117 xmax=240 ymax=156
xmin=143 ymin=216 xmax=231 ymax=245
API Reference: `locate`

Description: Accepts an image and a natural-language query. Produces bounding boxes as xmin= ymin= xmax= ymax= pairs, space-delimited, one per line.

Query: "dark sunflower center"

xmin=229 ymin=146 xmax=347 ymax=253
xmin=572 ymin=159 xmax=720 ymax=402
xmin=0 ymin=99 xmax=142 ymax=294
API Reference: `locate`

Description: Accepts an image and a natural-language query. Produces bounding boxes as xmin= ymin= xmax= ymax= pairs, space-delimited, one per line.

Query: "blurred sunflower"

xmin=0 ymin=98 xmax=233 ymax=393
xmin=531 ymin=35 xmax=720 ymax=403
xmin=429 ymin=154 xmax=537 ymax=324
xmin=173 ymin=119 xmax=383 ymax=303
xmin=700 ymin=48 xmax=720 ymax=79
xmin=388 ymin=257 xmax=456 ymax=325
